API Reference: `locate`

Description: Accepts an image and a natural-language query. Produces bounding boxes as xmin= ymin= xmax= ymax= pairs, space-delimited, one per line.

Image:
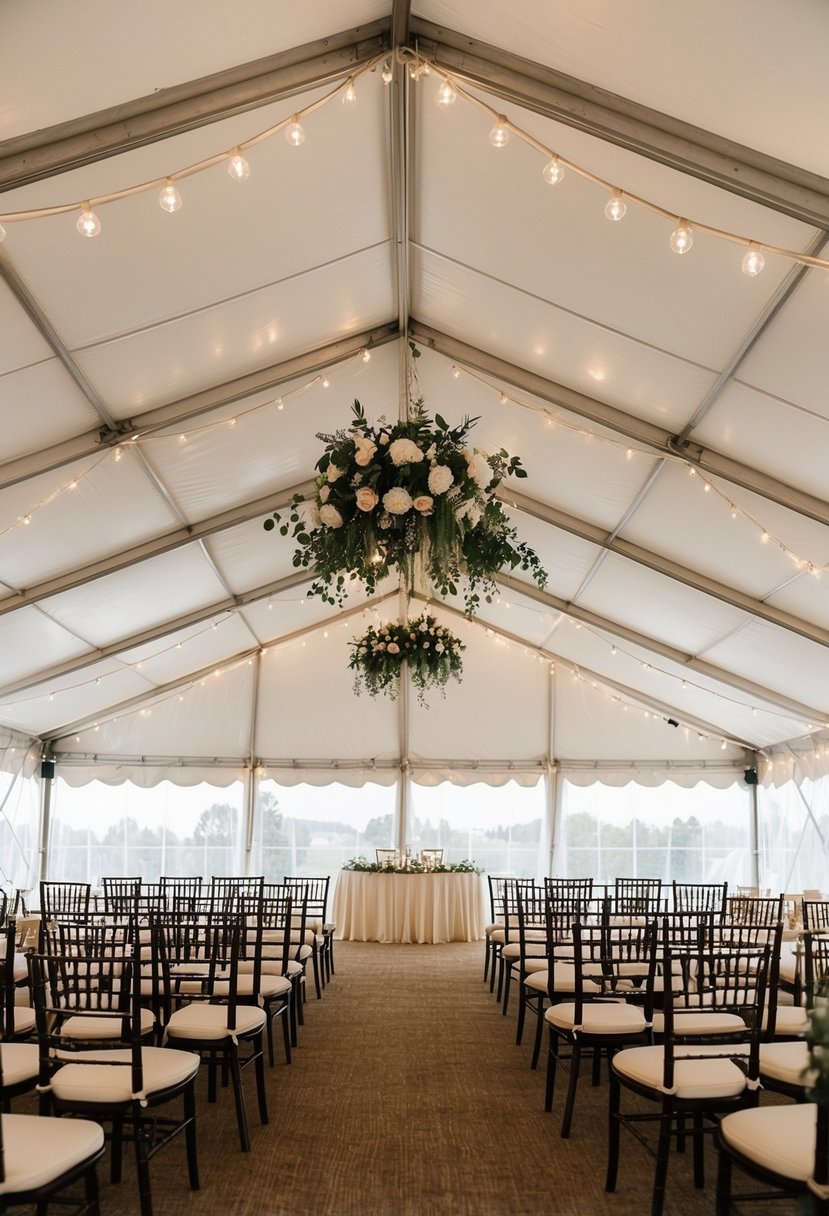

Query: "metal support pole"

xmin=38 ymin=758 xmax=54 ymax=882
xmin=749 ymin=750 xmax=761 ymax=889
xmin=244 ymin=650 xmax=263 ymax=875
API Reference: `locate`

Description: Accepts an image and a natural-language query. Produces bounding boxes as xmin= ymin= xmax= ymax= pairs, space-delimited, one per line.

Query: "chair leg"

xmin=544 ymin=1028 xmax=559 ymax=1113
xmin=184 ymin=1081 xmax=200 ymax=1191
xmin=692 ymin=1113 xmax=705 ymax=1188
xmin=110 ymin=1113 xmax=125 ymax=1183
xmin=280 ymin=1006 xmax=292 ymax=1064
xmin=530 ymin=1001 xmax=545 ymax=1069
xmin=560 ymin=1040 xmax=582 ymax=1139
xmin=266 ymin=1006 xmax=276 ymax=1067
xmin=483 ymin=938 xmax=491 ymax=982
xmin=651 ymin=1104 xmax=674 ymax=1216
xmin=254 ymin=1033 xmax=268 ymax=1126
xmin=605 ymin=1071 xmax=621 ymax=1192
xmin=132 ymin=1110 xmax=153 ymax=1216
xmin=714 ymin=1141 xmax=732 ymax=1216
xmin=515 ymin=984 xmax=527 ymax=1045
xmin=85 ymin=1160 xmax=102 ymax=1216
xmin=591 ymin=1046 xmax=602 ymax=1086
xmin=311 ymin=951 xmax=322 ymax=999
xmin=228 ymin=1047 xmax=250 ymax=1152
xmin=502 ymin=963 xmax=512 ymax=1016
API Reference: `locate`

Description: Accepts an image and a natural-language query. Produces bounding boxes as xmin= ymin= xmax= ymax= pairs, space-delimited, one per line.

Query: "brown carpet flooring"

xmin=19 ymin=941 xmax=800 ymax=1215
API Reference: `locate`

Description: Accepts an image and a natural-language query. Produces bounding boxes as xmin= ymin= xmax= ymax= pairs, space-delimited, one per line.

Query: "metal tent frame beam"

xmin=411 ymin=322 xmax=829 ymax=529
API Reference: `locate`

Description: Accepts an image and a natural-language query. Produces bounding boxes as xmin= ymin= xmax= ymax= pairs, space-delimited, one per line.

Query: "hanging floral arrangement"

xmin=264 ymin=398 xmax=547 ymax=613
xmin=348 ymin=611 xmax=465 ymax=704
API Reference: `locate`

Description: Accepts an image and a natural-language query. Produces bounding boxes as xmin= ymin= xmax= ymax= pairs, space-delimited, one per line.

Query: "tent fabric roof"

xmin=1 ymin=1 xmax=828 ymax=787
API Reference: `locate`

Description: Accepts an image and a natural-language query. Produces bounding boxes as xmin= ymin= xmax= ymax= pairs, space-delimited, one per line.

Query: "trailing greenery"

xmin=342 ymin=855 xmax=482 ymax=873
xmin=264 ymin=397 xmax=547 ymax=613
xmin=348 ymin=612 xmax=464 ymax=704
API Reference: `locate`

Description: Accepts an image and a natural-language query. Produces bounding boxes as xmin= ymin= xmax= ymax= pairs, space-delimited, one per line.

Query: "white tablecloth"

xmin=333 ymin=871 xmax=485 ymax=944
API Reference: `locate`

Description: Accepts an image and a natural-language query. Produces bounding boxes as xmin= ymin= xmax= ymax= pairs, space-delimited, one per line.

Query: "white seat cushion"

xmin=720 ymin=1102 xmax=816 ymax=1182
xmin=545 ymin=1001 xmax=647 ymax=1035
xmin=60 ymin=1006 xmax=155 ymax=1041
xmin=0 ymin=1042 xmax=39 ymax=1087
xmin=485 ymin=921 xmax=504 ymax=936
xmin=50 ymin=1046 xmax=200 ymax=1104
xmin=0 ymin=1113 xmax=104 ymax=1195
xmin=613 ymin=1044 xmax=748 ymax=1099
xmin=524 ymin=969 xmax=602 ymax=995
xmin=6 ymin=1006 xmax=36 ymax=1038
xmin=12 ymin=953 xmax=28 ymax=984
xmin=166 ymin=1001 xmax=266 ymax=1041
xmin=651 ymin=1010 xmax=747 ymax=1036
xmin=759 ymin=1040 xmax=815 ymax=1088
xmin=489 ymin=928 xmax=506 ymax=945
xmin=502 ymin=942 xmax=546 ymax=960
xmin=214 ymin=974 xmax=291 ymax=999
xmin=763 ymin=1005 xmax=810 ymax=1036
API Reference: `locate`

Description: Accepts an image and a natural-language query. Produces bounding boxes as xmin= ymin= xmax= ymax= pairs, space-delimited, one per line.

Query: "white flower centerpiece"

xmin=264 ymin=397 xmax=547 ymax=613
xmin=348 ymin=611 xmax=465 ymax=704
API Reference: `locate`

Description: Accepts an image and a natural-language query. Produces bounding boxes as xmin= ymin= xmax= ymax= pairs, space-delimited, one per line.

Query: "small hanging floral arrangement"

xmin=348 ymin=612 xmax=465 ymax=704
xmin=264 ymin=397 xmax=547 ymax=614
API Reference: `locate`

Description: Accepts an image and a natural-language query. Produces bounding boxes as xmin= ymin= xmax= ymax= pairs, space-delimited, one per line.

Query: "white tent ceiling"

xmin=1 ymin=1 xmax=829 ymax=787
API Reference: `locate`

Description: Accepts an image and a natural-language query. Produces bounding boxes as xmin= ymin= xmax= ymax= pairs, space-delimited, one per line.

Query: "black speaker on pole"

xmin=41 ymin=759 xmax=56 ymax=780
xmin=744 ymin=766 xmax=758 ymax=785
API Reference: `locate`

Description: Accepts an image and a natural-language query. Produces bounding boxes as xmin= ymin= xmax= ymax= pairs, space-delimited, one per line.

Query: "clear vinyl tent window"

xmin=556 ymin=778 xmax=753 ymax=885
xmin=408 ymin=780 xmax=544 ymax=878
xmin=0 ymin=743 xmax=40 ymax=896
xmin=251 ymin=780 xmax=398 ymax=884
xmin=48 ymin=779 xmax=245 ymax=883
xmin=758 ymin=773 xmax=829 ymax=895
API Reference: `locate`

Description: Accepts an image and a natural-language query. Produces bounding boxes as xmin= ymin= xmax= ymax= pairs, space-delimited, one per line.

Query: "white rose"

xmin=389 ymin=438 xmax=424 ymax=466
xmin=319 ymin=503 xmax=344 ymax=528
xmin=319 ymin=485 xmax=330 ymax=503
xmin=413 ymin=495 xmax=434 ymax=514
xmin=383 ymin=487 xmax=413 ymax=515
xmin=355 ymin=487 xmax=378 ymax=512
xmin=387 ymin=642 xmax=400 ymax=655
xmin=423 ymin=642 xmax=430 ymax=649
xmin=428 ymin=465 xmax=453 ymax=495
xmin=327 ymin=463 xmax=344 ymax=483
xmin=435 ymin=642 xmax=445 ymax=653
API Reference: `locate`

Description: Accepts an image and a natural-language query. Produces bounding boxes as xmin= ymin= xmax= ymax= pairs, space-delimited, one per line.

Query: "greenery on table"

xmin=263 ymin=395 xmax=547 ymax=613
xmin=348 ymin=611 xmax=464 ymax=704
xmin=342 ymin=856 xmax=482 ymax=874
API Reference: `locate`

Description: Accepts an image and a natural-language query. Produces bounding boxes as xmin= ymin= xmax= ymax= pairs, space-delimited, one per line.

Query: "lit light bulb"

xmin=381 ymin=62 xmax=393 ymax=84
xmin=604 ymin=188 xmax=626 ymax=222
xmin=276 ymin=397 xmax=284 ymax=410
xmin=499 ymin=392 xmax=508 ymax=405
xmin=228 ymin=148 xmax=250 ymax=181
xmin=741 ymin=242 xmax=765 ymax=276
xmin=451 ymin=365 xmax=461 ymax=379
xmin=285 ymin=117 xmax=305 ymax=146
xmin=159 ymin=179 xmax=182 ymax=212
xmin=489 ymin=118 xmax=510 ymax=148
xmin=437 ymin=80 xmax=457 ymax=106
xmin=76 ymin=204 xmax=101 ymax=238
xmin=669 ymin=220 xmax=694 ymax=255
xmin=542 ymin=157 xmax=565 ymax=186
xmin=361 ymin=348 xmax=371 ymax=363
xmin=322 ymin=376 xmax=330 ymax=388
xmin=343 ymin=79 xmax=357 ymax=107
